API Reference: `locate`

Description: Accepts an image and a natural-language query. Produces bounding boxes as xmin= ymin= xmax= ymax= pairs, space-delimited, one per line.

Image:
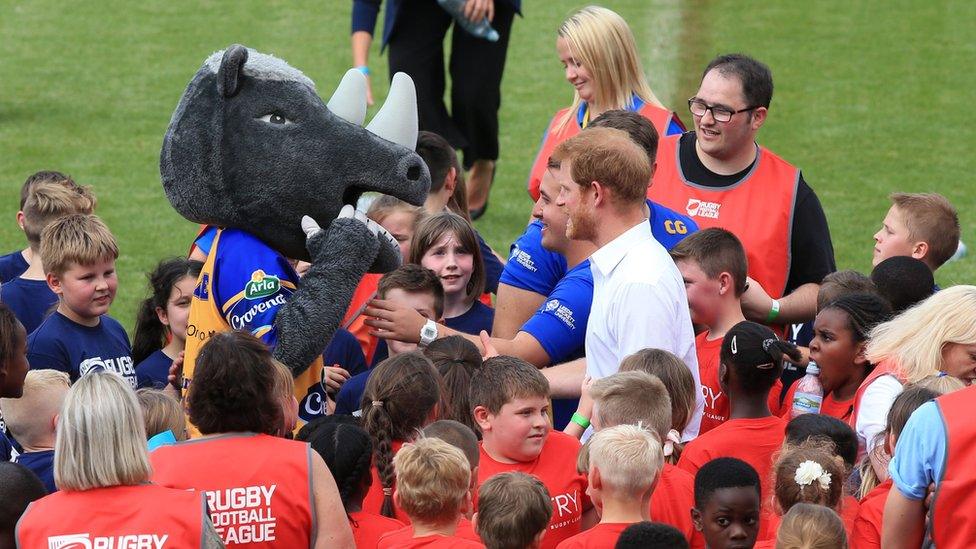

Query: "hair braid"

xmin=826 ymin=293 xmax=892 ymax=342
xmin=333 ymin=424 xmax=373 ymax=508
xmin=368 ymin=406 xmax=397 ymax=517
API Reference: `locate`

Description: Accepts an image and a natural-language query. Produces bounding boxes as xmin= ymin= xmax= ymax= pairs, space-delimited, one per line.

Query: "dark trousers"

xmin=387 ymin=0 xmax=516 ymax=168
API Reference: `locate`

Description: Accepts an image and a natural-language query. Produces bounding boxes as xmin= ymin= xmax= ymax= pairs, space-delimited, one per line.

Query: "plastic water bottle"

xmin=437 ymin=0 xmax=500 ymax=42
xmin=790 ymin=362 xmax=824 ymax=418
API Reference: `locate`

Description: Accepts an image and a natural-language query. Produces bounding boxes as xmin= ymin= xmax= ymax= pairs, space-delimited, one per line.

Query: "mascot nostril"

xmin=160 ymin=44 xmax=431 ymax=433
xmin=407 ymin=164 xmax=422 ymax=181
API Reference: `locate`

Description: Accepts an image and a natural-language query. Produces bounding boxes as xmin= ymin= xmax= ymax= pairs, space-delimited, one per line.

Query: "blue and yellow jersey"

xmin=183 ymin=228 xmax=327 ymax=434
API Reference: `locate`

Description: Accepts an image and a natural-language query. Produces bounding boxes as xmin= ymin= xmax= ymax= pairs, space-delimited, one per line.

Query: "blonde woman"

xmin=526 ymin=5 xmax=684 ymax=201
xmin=16 ymin=372 xmax=222 ymax=547
xmin=851 ymin=285 xmax=976 ymax=456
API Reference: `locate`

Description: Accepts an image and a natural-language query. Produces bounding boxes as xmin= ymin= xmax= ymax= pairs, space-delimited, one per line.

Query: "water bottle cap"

xmin=806 ymin=362 xmax=819 ymax=375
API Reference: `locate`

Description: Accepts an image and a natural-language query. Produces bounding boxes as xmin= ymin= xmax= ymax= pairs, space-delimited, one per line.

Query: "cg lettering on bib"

xmin=206 ymin=484 xmax=278 ymax=544
xmin=664 ymin=219 xmax=689 ymax=235
xmin=47 ymin=533 xmax=168 ymax=549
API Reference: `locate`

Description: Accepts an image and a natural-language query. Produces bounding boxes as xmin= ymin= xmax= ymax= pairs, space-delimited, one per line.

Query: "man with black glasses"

xmin=648 ymin=54 xmax=834 ymax=332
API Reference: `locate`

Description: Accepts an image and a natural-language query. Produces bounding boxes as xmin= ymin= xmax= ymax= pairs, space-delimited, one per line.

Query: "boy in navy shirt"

xmin=2 ymin=179 xmax=96 ymax=334
xmin=26 ymin=214 xmax=135 ymax=387
xmin=334 ymin=264 xmax=444 ymax=416
xmin=0 ymin=171 xmax=89 ymax=283
xmin=0 ymin=370 xmax=69 ymax=493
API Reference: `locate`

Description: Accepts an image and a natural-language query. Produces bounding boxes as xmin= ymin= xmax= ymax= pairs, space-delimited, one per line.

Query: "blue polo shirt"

xmin=500 ymin=200 xmax=698 ymax=296
xmin=521 ymin=261 xmax=592 ymax=364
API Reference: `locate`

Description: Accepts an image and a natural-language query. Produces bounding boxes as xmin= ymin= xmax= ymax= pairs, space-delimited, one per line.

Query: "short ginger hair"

xmin=550 ymin=127 xmax=651 ymax=207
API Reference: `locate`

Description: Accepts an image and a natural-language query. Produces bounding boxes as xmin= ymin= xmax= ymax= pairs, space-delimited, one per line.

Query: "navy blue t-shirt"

xmin=1 ymin=278 xmax=58 ymax=334
xmin=445 ymin=300 xmax=494 ymax=336
xmin=27 ymin=312 xmax=135 ymax=387
xmin=0 ymin=250 xmax=29 ymax=284
xmin=17 ymin=450 xmax=55 ymax=493
xmin=323 ymin=328 xmax=368 ymax=377
xmin=334 ymin=369 xmax=371 ymax=417
xmin=0 ymin=414 xmax=14 ymax=462
xmin=135 ymin=349 xmax=173 ymax=389
xmin=296 ymin=329 xmax=369 ymax=417
xmin=500 ymin=200 xmax=698 ymax=296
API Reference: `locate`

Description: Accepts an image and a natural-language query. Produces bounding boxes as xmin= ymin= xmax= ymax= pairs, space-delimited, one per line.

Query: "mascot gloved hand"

xmin=160 ymin=45 xmax=430 ymax=428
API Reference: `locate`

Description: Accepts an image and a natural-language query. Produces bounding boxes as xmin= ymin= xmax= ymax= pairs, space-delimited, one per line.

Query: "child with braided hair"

xmin=299 ymin=416 xmax=405 ymax=547
xmin=780 ymin=293 xmax=892 ymax=422
xmin=753 ymin=440 xmax=846 ymax=548
xmin=677 ymin=321 xmax=802 ymax=544
xmin=362 ymin=351 xmax=443 ymax=522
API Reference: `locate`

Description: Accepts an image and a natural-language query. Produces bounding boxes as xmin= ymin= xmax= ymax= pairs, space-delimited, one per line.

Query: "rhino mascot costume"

xmin=160 ymin=44 xmax=430 ymax=424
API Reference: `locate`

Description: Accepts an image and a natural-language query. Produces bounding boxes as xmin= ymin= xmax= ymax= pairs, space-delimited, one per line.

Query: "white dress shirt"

xmin=586 ymin=221 xmax=704 ymax=439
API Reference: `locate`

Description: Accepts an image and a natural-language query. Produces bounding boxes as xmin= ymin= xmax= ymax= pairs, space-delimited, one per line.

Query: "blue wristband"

xmin=355 ymin=65 xmax=370 ymax=76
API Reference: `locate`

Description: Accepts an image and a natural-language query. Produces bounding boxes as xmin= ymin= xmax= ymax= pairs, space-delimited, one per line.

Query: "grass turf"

xmin=0 ymin=0 xmax=971 ymax=333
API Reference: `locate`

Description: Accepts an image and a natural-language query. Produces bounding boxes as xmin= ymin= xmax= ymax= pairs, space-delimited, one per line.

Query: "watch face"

xmin=422 ymin=326 xmax=436 ymax=337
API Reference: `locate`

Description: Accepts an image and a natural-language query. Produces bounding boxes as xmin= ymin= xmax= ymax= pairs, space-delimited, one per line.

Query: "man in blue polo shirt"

xmin=494 ymin=110 xmax=698 ymax=338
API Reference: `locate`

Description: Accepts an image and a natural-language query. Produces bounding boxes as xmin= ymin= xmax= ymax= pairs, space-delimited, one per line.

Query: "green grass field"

xmin=1 ymin=1 xmax=973 ymax=333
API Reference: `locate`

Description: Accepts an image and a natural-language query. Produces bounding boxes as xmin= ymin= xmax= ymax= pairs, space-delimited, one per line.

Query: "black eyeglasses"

xmin=687 ymin=98 xmax=758 ymax=123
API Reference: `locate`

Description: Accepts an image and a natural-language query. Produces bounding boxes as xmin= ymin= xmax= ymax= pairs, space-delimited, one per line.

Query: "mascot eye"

xmin=259 ymin=113 xmax=293 ymax=125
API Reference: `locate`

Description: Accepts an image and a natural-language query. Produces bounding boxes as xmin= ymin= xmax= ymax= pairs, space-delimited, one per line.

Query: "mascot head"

xmin=160 ymin=44 xmax=431 ymax=261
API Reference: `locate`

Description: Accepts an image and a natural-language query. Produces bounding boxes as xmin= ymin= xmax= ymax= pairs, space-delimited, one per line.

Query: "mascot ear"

xmin=218 ymin=45 xmax=249 ymax=98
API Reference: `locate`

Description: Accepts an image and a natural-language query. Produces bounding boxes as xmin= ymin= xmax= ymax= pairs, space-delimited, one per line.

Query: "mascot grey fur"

xmin=160 ymin=44 xmax=430 ymax=422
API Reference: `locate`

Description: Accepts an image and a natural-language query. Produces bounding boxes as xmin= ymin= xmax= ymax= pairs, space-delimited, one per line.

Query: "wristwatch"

xmin=419 ymin=319 xmax=438 ymax=347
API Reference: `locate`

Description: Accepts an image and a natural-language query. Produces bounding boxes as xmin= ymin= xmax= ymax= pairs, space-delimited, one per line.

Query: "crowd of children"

xmin=1 ymin=8 xmax=975 ymax=549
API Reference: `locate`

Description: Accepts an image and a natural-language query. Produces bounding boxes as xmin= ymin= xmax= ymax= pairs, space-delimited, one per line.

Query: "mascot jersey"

xmin=183 ymin=228 xmax=326 ymax=430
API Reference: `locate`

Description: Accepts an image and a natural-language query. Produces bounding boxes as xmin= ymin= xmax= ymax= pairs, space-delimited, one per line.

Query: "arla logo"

xmin=686 ymin=198 xmax=721 ymax=219
xmin=48 ymin=533 xmax=169 ymax=549
xmin=245 ymin=270 xmax=281 ymax=300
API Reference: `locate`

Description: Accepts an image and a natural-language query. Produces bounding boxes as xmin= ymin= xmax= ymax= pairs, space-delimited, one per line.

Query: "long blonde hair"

xmin=55 ymin=373 xmax=151 ymax=491
xmin=555 ymin=6 xmax=664 ymax=133
xmin=865 ymin=285 xmax=976 ymax=383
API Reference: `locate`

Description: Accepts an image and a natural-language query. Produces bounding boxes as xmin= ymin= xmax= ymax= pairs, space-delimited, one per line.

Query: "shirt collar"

xmin=576 ymin=93 xmax=646 ymax=126
xmin=589 ymin=221 xmax=652 ymax=278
